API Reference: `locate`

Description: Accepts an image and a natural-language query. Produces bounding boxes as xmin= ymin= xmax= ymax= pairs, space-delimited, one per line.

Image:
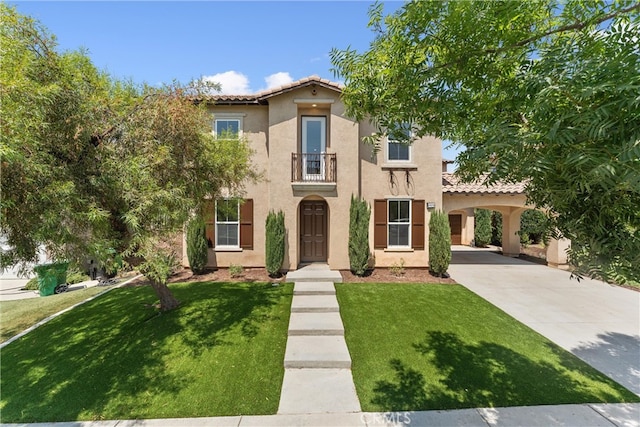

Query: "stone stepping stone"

xmin=288 ymin=312 xmax=344 ymax=336
xmin=284 ymin=335 xmax=351 ymax=369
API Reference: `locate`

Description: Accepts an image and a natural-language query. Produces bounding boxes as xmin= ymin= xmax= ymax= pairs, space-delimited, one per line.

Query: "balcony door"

xmin=302 ymin=116 xmax=326 ymax=181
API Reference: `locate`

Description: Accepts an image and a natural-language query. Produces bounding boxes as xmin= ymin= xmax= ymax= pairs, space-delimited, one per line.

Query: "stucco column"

xmin=462 ymin=208 xmax=475 ymax=245
xmin=547 ymin=237 xmax=571 ymax=267
xmin=501 ymin=208 xmax=524 ymax=257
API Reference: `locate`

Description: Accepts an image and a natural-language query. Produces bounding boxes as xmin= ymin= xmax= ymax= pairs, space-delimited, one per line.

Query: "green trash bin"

xmin=34 ymin=262 xmax=69 ymax=296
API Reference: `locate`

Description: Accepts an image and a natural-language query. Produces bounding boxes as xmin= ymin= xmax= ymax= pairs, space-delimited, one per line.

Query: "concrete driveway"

xmin=448 ymin=246 xmax=640 ymax=397
xmin=0 ymin=277 xmax=39 ymax=301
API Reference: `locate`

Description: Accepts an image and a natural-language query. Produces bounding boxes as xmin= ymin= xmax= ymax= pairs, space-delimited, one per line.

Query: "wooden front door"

xmin=300 ymin=201 xmax=327 ymax=262
xmin=449 ymin=214 xmax=462 ymax=245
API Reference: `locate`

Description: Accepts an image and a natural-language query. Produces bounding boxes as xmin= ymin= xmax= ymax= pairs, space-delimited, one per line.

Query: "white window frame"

xmin=301 ymin=116 xmax=327 ymax=181
xmin=387 ymin=199 xmax=412 ymax=248
xmin=213 ymin=114 xmax=244 ymax=139
xmin=386 ymin=125 xmax=413 ymax=163
xmin=215 ymin=199 xmax=240 ymax=249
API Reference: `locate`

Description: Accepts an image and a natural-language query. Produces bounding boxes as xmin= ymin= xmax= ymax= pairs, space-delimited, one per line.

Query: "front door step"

xmin=286 ymin=264 xmax=343 ymax=283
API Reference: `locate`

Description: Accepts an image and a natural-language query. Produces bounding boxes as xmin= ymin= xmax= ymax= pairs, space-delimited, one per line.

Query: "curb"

xmin=0 ymin=275 xmax=143 ymax=349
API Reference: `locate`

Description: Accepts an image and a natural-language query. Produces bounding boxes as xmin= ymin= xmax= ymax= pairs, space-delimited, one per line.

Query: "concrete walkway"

xmin=278 ymin=264 xmax=360 ymax=414
xmin=448 ymin=246 xmax=640 ymax=397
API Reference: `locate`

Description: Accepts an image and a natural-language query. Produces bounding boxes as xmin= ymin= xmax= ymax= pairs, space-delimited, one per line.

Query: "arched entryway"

xmin=299 ymin=199 xmax=328 ymax=263
xmin=441 ymin=176 xmax=570 ymax=266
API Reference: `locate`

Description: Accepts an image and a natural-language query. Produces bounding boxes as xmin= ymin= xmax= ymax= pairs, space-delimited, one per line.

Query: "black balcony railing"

xmin=291 ymin=153 xmax=337 ymax=183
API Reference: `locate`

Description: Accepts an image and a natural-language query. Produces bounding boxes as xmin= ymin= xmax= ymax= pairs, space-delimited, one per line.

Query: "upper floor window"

xmin=214 ymin=115 xmax=243 ymax=139
xmin=386 ymin=125 xmax=412 ymax=162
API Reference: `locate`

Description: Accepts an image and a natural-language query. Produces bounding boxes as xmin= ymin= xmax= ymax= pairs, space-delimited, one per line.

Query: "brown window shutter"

xmin=239 ymin=199 xmax=253 ymax=250
xmin=374 ymin=199 xmax=387 ymax=249
xmin=412 ymin=200 xmax=425 ymax=250
xmin=204 ymin=200 xmax=215 ymax=248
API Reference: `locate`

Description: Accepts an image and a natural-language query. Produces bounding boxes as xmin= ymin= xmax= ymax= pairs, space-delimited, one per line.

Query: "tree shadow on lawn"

xmin=0 ymin=281 xmax=291 ymax=423
xmin=371 ymin=331 xmax=638 ymax=411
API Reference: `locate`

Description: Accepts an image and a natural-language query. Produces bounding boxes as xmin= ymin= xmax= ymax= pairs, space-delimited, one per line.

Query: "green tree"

xmin=348 ymin=195 xmax=371 ymax=276
xmin=429 ymin=210 xmax=451 ymax=277
xmin=474 ymin=209 xmax=492 ymax=247
xmin=519 ymin=209 xmax=551 ymax=245
xmin=0 ymin=5 xmax=256 ymax=310
xmin=265 ymin=210 xmax=285 ymax=277
xmin=331 ymin=1 xmax=640 ymax=283
xmin=186 ymin=215 xmax=208 ymax=275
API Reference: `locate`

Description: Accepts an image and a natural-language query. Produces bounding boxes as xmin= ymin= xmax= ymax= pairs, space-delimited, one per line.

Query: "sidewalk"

xmin=2 ymin=403 xmax=638 ymax=426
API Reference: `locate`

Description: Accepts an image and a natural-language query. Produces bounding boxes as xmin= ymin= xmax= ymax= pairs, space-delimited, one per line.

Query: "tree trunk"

xmin=150 ymin=279 xmax=180 ymax=311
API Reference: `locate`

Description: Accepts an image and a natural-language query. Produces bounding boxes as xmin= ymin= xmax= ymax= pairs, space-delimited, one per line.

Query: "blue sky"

xmin=12 ymin=1 xmax=462 ymax=162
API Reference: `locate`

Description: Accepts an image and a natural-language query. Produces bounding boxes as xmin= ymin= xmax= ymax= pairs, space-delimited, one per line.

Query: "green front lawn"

xmin=0 ymin=281 xmax=293 ymax=423
xmin=0 ymin=286 xmax=108 ymax=342
xmin=337 ymin=283 xmax=639 ymax=412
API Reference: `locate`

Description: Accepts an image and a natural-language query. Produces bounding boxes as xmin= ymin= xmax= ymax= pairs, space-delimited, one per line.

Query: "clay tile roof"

xmin=442 ymin=172 xmax=526 ymax=194
xmin=204 ymin=75 xmax=343 ymax=105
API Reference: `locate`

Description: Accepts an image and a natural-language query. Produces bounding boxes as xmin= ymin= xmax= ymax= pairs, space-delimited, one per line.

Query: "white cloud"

xmin=264 ymin=72 xmax=293 ymax=90
xmin=201 ymin=71 xmax=294 ymax=95
xmin=202 ymin=71 xmax=251 ymax=95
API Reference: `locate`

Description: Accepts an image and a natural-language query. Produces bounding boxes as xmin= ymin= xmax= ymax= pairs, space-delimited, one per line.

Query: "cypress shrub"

xmin=186 ymin=215 xmax=208 ymax=274
xmin=429 ymin=210 xmax=451 ymax=277
xmin=491 ymin=210 xmax=503 ymax=246
xmin=349 ymin=195 xmax=371 ymax=276
xmin=265 ymin=210 xmax=285 ymax=277
xmin=474 ymin=208 xmax=492 ymax=247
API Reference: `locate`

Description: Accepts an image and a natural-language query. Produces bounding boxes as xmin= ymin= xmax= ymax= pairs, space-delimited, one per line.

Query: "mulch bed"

xmin=125 ymin=266 xmax=457 ymax=286
xmin=340 ymin=268 xmax=456 ymax=284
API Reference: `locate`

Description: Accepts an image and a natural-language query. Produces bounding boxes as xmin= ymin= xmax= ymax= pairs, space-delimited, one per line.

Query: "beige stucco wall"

xmin=182 ymin=104 xmax=270 ymax=268
xmin=266 ymin=86 xmax=360 ymax=270
xmin=360 ymin=121 xmax=443 ymax=268
xmin=183 ymin=83 xmax=442 ymax=271
xmin=442 ymin=194 xmax=532 ymax=256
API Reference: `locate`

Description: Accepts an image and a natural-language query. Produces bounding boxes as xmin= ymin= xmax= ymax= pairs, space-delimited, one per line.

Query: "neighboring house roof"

xmin=442 ymin=173 xmax=526 ymax=195
xmin=204 ymin=75 xmax=344 ymax=105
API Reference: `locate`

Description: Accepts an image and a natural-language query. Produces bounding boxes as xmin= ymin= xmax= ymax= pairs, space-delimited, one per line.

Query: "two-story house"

xmin=184 ymin=75 xmax=443 ymax=272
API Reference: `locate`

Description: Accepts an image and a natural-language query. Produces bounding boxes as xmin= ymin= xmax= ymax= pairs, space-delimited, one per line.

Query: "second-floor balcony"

xmin=291 ymin=153 xmax=337 ymax=183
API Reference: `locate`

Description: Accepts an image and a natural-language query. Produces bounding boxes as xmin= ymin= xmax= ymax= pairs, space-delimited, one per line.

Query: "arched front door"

xmin=299 ymin=200 xmax=328 ymax=263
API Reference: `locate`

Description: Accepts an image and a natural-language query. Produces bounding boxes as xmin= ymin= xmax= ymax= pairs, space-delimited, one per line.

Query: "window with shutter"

xmin=388 ymin=199 xmax=411 ymax=247
xmin=211 ymin=198 xmax=253 ymax=250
